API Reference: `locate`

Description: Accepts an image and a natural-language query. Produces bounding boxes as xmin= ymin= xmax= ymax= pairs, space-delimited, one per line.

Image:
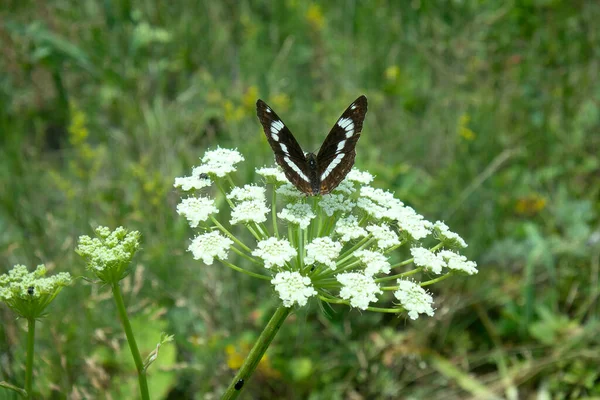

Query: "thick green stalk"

xmin=222 ymin=306 xmax=292 ymax=399
xmin=24 ymin=317 xmax=35 ymax=398
xmin=111 ymin=282 xmax=150 ymax=400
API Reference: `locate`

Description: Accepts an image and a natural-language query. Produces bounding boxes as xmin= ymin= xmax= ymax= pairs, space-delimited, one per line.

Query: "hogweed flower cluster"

xmin=76 ymin=226 xmax=141 ymax=284
xmin=0 ymin=264 xmax=72 ymax=319
xmin=174 ymin=147 xmax=478 ymax=320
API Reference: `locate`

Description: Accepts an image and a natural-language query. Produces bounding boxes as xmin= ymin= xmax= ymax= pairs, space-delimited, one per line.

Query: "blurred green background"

xmin=1 ymin=0 xmax=599 ymax=398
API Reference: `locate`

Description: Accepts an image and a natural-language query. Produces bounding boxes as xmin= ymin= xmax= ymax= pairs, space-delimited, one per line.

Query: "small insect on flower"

xmin=27 ymin=286 xmax=34 ymax=295
xmin=235 ymin=379 xmax=244 ymax=390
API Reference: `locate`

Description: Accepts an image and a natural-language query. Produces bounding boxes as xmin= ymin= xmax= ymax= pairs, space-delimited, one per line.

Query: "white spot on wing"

xmin=336 ymin=140 xmax=346 ymax=153
xmin=350 ymin=103 xmax=356 ymax=110
xmin=321 ymin=153 xmax=345 ymax=180
xmin=272 ymin=132 xmax=279 ymax=141
xmin=266 ymin=107 xmax=272 ymax=113
xmin=337 ymin=118 xmax=355 ymax=138
xmin=280 ymin=143 xmax=289 ymax=155
xmin=284 ymin=156 xmax=310 ymax=182
xmin=271 ymin=120 xmax=284 ymax=133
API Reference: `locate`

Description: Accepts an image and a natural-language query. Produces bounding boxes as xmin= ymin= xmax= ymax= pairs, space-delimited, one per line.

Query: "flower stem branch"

xmin=221 ymin=260 xmax=272 ymax=280
xmin=24 ymin=317 xmax=35 ymax=398
xmin=111 ymin=282 xmax=150 ymax=400
xmin=222 ymin=306 xmax=292 ymax=399
xmin=376 ymin=267 xmax=423 ymax=282
xmin=421 ymin=272 xmax=453 ymax=286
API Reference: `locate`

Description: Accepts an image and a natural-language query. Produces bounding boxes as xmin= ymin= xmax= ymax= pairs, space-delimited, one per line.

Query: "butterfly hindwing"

xmin=317 ymin=95 xmax=368 ymax=194
xmin=256 ymin=100 xmax=313 ymax=193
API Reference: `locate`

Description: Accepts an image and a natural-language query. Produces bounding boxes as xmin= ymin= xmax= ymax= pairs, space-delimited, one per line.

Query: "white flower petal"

xmin=228 ymin=185 xmax=267 ymax=203
xmin=174 ymin=175 xmax=211 ymax=191
xmin=319 ymin=193 xmax=355 ymax=217
xmin=366 ymin=224 xmax=400 ymax=250
xmin=353 ymin=250 xmax=391 ymax=276
xmin=434 ymin=221 xmax=468 ymax=248
xmin=305 ymin=237 xmax=342 ymax=270
xmin=410 ymin=247 xmax=446 ymax=274
xmin=337 ymin=272 xmax=382 ymax=310
xmin=176 ymin=197 xmax=218 ymax=228
xmin=252 ymin=237 xmax=297 ymax=269
xmin=271 ymin=271 xmax=317 ymax=307
xmin=188 ymin=231 xmax=233 ymax=265
xmin=438 ymin=250 xmax=478 ymax=275
xmin=394 ymin=280 xmax=435 ymax=320
xmin=230 ymin=200 xmax=270 ymax=224
xmin=278 ymin=202 xmax=315 ymax=229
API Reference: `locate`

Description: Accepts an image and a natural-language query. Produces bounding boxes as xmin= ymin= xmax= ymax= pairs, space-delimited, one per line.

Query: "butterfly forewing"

xmin=317 ymin=95 xmax=368 ymax=194
xmin=256 ymin=100 xmax=313 ymax=194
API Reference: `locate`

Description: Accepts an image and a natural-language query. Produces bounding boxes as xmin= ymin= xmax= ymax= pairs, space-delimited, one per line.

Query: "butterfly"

xmin=256 ymin=95 xmax=368 ymax=195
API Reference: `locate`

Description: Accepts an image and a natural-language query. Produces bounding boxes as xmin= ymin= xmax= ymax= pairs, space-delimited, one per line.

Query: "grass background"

xmin=1 ymin=0 xmax=599 ymax=398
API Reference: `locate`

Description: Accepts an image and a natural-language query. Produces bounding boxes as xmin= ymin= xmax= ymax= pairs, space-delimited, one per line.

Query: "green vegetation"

xmin=1 ymin=1 xmax=599 ymax=398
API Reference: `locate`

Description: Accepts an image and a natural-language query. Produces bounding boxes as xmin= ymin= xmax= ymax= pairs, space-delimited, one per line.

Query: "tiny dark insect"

xmin=27 ymin=286 xmax=35 ymax=295
xmin=256 ymin=96 xmax=368 ymax=195
xmin=198 ymin=173 xmax=209 ymax=180
xmin=234 ymin=379 xmax=244 ymax=390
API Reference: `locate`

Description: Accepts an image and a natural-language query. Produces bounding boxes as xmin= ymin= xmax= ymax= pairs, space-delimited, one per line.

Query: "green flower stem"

xmin=298 ymin=226 xmax=305 ymax=271
xmin=336 ymin=237 xmax=374 ymax=266
xmin=246 ymin=224 xmax=262 ymax=241
xmin=376 ymin=267 xmax=423 ymax=283
xmin=111 ymin=282 xmax=150 ymax=400
xmin=211 ymin=216 xmax=252 ymax=253
xmin=384 ymin=239 xmax=408 ymax=254
xmin=216 ymin=181 xmax=236 ymax=209
xmin=317 ymin=296 xmax=402 ymax=313
xmin=430 ymin=242 xmax=444 ymax=252
xmin=390 ymin=258 xmax=415 ymax=270
xmin=271 ymin=188 xmax=279 ymax=237
xmin=421 ymin=272 xmax=453 ymax=286
xmin=230 ymin=246 xmax=263 ymax=266
xmin=222 ymin=306 xmax=292 ymax=400
xmin=24 ymin=317 xmax=35 ymax=398
xmin=288 ymin=224 xmax=295 ymax=248
xmin=221 ymin=260 xmax=271 ymax=280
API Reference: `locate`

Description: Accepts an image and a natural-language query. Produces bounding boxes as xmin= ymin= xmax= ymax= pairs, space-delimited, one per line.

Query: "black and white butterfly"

xmin=256 ymin=95 xmax=368 ymax=195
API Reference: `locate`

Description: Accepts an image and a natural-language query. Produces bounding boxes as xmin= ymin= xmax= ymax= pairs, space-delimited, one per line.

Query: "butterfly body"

xmin=256 ymin=96 xmax=367 ymax=195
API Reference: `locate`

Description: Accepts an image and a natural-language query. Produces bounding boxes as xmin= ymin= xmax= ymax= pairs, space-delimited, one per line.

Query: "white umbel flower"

xmin=188 ymin=231 xmax=233 ymax=265
xmin=366 ymin=224 xmax=400 ymax=249
xmin=278 ymin=202 xmax=316 ymax=229
xmin=394 ymin=280 xmax=435 ymax=320
xmin=389 ymin=205 xmax=432 ymax=240
xmin=228 ymin=185 xmax=266 ymax=203
xmin=194 ymin=147 xmax=244 ymax=177
xmin=434 ymin=221 xmax=468 ymax=248
xmin=346 ymin=168 xmax=374 ymax=184
xmin=356 ymin=197 xmax=389 ymax=220
xmin=305 ymin=237 xmax=343 ymax=270
xmin=276 ymin=183 xmax=304 ymax=199
xmin=361 ymin=186 xmax=402 ymax=208
xmin=335 ymin=215 xmax=367 ymax=242
xmin=230 ymin=200 xmax=270 ymax=224
xmin=337 ymin=272 xmax=382 ymax=310
xmin=410 ymin=247 xmax=446 ymax=274
xmin=173 ymin=175 xmax=211 ymax=191
xmin=176 ymin=197 xmax=218 ymax=228
xmin=438 ymin=250 xmax=478 ymax=275
xmin=252 ymin=237 xmax=297 ymax=269
xmin=353 ymin=250 xmax=391 ymax=276
xmin=271 ymin=271 xmax=317 ymax=307
xmin=256 ymin=166 xmax=288 ymax=183
xmin=319 ymin=194 xmax=355 ymax=217
xmin=332 ymin=180 xmax=356 ymax=195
